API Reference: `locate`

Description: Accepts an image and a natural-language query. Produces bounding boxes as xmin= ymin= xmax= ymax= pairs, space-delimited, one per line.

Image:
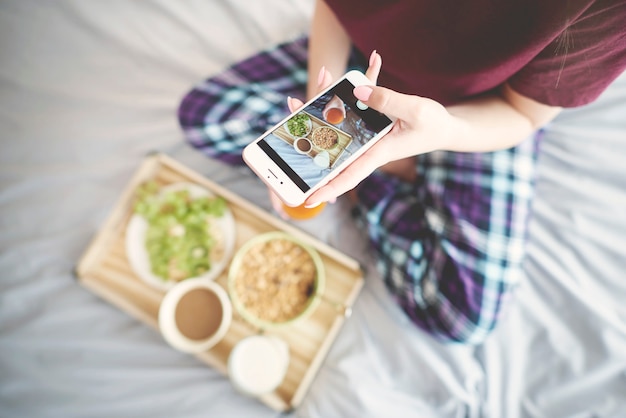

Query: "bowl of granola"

xmin=311 ymin=126 xmax=339 ymax=150
xmin=227 ymin=232 xmax=325 ymax=329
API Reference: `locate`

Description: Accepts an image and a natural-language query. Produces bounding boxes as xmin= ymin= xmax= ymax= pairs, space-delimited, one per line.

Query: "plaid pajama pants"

xmin=178 ymin=36 xmax=540 ymax=344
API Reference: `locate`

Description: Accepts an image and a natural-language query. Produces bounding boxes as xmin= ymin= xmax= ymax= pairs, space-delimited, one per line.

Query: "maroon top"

xmin=326 ymin=0 xmax=626 ymax=107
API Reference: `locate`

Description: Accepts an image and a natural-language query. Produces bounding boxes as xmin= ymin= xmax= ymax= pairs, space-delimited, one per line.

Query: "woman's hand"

xmin=269 ymin=50 xmax=383 ymax=215
xmin=302 ymin=57 xmax=458 ymax=208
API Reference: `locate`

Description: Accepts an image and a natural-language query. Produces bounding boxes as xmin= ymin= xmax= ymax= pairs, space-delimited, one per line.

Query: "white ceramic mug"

xmin=158 ymin=278 xmax=232 ymax=353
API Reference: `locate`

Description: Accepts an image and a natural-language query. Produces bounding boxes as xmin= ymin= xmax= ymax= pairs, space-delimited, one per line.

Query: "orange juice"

xmin=325 ymin=108 xmax=345 ymax=125
xmin=281 ymin=201 xmax=327 ymax=220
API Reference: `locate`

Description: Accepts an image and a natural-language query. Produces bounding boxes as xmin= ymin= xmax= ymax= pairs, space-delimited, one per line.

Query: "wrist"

xmin=439 ymin=112 xmax=471 ymax=152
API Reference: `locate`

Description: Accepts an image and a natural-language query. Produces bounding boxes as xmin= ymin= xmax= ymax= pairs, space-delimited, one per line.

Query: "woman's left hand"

xmin=299 ymin=59 xmax=457 ymax=208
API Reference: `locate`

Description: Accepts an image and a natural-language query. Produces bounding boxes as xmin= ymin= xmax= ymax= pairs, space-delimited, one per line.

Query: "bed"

xmin=1 ymin=1 xmax=625 ymax=417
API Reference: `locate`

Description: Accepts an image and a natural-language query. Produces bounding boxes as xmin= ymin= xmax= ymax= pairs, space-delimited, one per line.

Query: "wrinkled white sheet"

xmin=1 ymin=1 xmax=625 ymax=417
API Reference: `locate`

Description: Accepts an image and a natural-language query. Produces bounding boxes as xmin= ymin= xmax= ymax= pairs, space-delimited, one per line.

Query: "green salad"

xmin=287 ymin=113 xmax=310 ymax=137
xmin=133 ymin=182 xmax=227 ymax=281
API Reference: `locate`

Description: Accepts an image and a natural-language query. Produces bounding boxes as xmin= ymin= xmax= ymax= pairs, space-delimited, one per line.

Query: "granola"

xmin=232 ymin=238 xmax=317 ymax=323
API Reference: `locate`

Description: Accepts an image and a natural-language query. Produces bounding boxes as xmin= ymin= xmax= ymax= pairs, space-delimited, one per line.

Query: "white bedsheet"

xmin=1 ymin=1 xmax=625 ymax=417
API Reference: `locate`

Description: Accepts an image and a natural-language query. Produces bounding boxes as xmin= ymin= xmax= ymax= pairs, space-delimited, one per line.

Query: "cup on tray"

xmin=293 ymin=137 xmax=313 ymax=155
xmin=281 ymin=201 xmax=327 ymax=220
xmin=228 ymin=335 xmax=290 ymax=397
xmin=158 ymin=278 xmax=232 ymax=353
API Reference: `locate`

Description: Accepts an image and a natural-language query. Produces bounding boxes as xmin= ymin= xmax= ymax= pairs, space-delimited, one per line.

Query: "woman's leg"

xmin=354 ymin=132 xmax=542 ymax=344
xmin=177 ymin=37 xmax=310 ymax=165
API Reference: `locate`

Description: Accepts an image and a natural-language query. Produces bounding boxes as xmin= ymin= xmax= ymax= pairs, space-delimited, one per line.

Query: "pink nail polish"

xmin=354 ymin=85 xmax=373 ymax=101
xmin=317 ymin=66 xmax=326 ymax=86
xmin=369 ymin=50 xmax=377 ymax=67
xmin=304 ymin=201 xmax=322 ymax=209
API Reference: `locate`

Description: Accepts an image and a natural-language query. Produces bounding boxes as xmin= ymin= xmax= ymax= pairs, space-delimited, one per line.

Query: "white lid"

xmin=227 ymin=335 xmax=289 ymax=397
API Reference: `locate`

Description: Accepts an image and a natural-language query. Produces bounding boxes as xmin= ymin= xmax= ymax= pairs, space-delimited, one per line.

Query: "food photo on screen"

xmin=259 ymin=78 xmax=391 ymax=189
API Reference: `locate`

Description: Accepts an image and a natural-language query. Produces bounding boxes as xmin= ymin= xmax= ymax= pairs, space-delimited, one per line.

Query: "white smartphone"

xmin=242 ymin=70 xmax=394 ymax=207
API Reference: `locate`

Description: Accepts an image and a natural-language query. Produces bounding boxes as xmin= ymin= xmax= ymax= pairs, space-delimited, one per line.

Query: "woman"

xmin=284 ymin=0 xmax=626 ymax=343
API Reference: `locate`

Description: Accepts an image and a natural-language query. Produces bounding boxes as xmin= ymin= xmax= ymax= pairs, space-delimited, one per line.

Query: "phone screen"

xmin=256 ymin=78 xmax=393 ymax=192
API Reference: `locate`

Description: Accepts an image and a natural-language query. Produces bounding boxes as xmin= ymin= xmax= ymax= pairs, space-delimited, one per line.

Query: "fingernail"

xmin=354 ymin=85 xmax=373 ymax=101
xmin=304 ymin=200 xmax=322 ymax=209
xmin=317 ymin=66 xmax=326 ymax=86
xmin=369 ymin=50 xmax=377 ymax=67
xmin=287 ymin=96 xmax=293 ymax=108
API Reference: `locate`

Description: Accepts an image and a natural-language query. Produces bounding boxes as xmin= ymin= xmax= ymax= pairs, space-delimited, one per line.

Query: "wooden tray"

xmin=75 ymin=153 xmax=364 ymax=411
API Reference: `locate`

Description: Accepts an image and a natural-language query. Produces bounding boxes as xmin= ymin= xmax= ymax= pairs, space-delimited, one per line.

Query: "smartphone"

xmin=242 ymin=70 xmax=394 ymax=207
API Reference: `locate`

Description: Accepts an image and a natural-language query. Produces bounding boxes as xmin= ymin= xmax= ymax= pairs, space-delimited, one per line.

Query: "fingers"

xmin=304 ymin=144 xmax=387 ymax=206
xmin=268 ymin=190 xmax=289 ymax=220
xmin=354 ymin=84 xmax=429 ymax=125
xmin=302 ymin=51 xmax=386 ymax=206
xmin=317 ymin=66 xmax=333 ymax=91
xmin=364 ymin=50 xmax=381 ymax=85
xmin=287 ymin=96 xmax=303 ymax=113
xmin=287 ymin=66 xmax=334 ymax=112
xmin=291 ymin=51 xmax=381 ymax=113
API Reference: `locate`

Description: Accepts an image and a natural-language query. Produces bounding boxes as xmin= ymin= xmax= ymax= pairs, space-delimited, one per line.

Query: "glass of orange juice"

xmin=323 ymin=95 xmax=346 ymax=125
xmin=281 ymin=201 xmax=327 ymax=220
xmin=324 ymin=107 xmax=345 ymax=125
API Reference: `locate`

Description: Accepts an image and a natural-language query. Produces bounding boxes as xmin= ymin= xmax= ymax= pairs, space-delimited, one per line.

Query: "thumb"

xmin=354 ymin=85 xmax=427 ymax=125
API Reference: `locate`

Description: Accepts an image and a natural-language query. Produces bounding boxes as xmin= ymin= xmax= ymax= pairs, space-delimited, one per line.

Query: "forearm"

xmin=303 ymin=60 xmax=563 ymax=206
xmin=444 ymin=84 xmax=562 ymax=152
xmin=307 ymin=0 xmax=351 ymax=99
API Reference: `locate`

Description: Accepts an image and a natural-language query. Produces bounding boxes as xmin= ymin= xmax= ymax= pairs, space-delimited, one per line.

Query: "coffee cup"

xmin=293 ymin=137 xmax=312 ymax=155
xmin=158 ymin=278 xmax=232 ymax=353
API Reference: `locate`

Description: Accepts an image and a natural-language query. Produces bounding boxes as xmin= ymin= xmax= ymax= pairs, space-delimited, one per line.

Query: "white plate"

xmin=283 ymin=113 xmax=312 ymax=138
xmin=125 ymin=182 xmax=236 ymax=292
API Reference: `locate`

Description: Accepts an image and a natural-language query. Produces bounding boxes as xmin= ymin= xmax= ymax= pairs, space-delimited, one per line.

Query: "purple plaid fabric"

xmin=177 ymin=36 xmax=541 ymax=344
xmin=354 ymin=135 xmax=540 ymax=343
xmin=178 ymin=36 xmax=309 ymax=165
